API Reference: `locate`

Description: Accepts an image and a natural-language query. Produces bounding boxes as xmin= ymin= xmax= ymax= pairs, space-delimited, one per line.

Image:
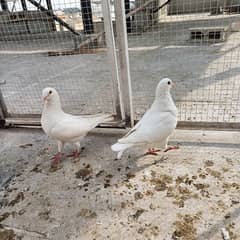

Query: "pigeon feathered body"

xmin=41 ymin=87 xmax=113 ymax=162
xmin=111 ymin=78 xmax=177 ymax=159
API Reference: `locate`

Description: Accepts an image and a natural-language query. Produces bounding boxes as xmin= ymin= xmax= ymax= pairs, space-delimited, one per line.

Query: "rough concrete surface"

xmin=0 ymin=128 xmax=239 ymax=240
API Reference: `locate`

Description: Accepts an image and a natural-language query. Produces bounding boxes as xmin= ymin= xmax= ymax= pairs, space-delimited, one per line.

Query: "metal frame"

xmin=101 ymin=0 xmax=125 ymax=122
xmin=115 ymin=0 xmax=134 ymax=127
xmin=0 ymin=90 xmax=8 ymax=127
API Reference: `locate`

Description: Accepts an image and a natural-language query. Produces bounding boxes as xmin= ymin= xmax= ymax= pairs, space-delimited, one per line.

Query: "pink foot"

xmin=164 ymin=145 xmax=179 ymax=152
xmin=51 ymin=152 xmax=63 ymax=165
xmin=67 ymin=150 xmax=80 ymax=158
xmin=145 ymin=148 xmax=161 ymax=156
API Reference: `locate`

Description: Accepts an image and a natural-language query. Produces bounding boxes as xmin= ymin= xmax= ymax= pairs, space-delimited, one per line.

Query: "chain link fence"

xmin=126 ymin=0 xmax=240 ymax=126
xmin=0 ymin=0 xmax=119 ymax=121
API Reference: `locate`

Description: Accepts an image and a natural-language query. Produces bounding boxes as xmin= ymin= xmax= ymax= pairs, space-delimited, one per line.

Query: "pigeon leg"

xmin=145 ymin=148 xmax=161 ymax=156
xmin=164 ymin=145 xmax=179 ymax=152
xmin=51 ymin=152 xmax=64 ymax=164
xmin=51 ymin=141 xmax=64 ymax=165
xmin=67 ymin=142 xmax=81 ymax=158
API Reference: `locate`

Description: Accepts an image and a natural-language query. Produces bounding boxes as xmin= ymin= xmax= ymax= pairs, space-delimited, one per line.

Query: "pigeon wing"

xmin=118 ymin=111 xmax=176 ymax=145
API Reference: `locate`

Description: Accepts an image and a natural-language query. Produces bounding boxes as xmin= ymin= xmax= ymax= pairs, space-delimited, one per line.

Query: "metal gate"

xmin=0 ymin=0 xmax=132 ymax=127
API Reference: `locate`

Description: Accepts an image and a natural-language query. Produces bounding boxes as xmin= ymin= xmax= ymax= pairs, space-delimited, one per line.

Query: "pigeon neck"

xmin=153 ymin=90 xmax=176 ymax=112
xmin=44 ymin=96 xmax=63 ymax=112
xmin=156 ymin=89 xmax=171 ymax=99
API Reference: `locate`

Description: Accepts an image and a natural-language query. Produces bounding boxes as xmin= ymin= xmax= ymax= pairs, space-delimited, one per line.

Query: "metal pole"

xmin=125 ymin=0 xmax=131 ymax=33
xmin=46 ymin=0 xmax=53 ymax=11
xmin=81 ymin=0 xmax=94 ymax=34
xmin=0 ymin=90 xmax=8 ymax=127
xmin=45 ymin=0 xmax=56 ymax=31
xmin=20 ymin=0 xmax=27 ymax=10
xmin=0 ymin=0 xmax=9 ymax=11
xmin=101 ymin=0 xmax=125 ymax=121
xmin=115 ymin=0 xmax=134 ymax=127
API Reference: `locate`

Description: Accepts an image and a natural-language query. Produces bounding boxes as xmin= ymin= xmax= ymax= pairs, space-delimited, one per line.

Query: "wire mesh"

xmin=0 ymin=0 xmax=117 ymax=118
xmin=125 ymin=0 xmax=240 ymax=124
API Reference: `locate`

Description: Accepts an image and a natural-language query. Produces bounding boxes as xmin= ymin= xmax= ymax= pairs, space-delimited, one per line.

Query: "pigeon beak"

xmin=172 ymin=82 xmax=175 ymax=88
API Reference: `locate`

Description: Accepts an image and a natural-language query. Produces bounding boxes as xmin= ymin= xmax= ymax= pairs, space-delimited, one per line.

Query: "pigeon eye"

xmin=49 ymin=90 xmax=52 ymax=94
xmin=167 ymin=81 xmax=171 ymax=85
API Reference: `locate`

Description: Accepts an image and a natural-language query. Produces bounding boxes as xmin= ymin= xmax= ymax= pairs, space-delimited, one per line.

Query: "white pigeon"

xmin=111 ymin=78 xmax=178 ymax=159
xmin=41 ymin=87 xmax=113 ymax=164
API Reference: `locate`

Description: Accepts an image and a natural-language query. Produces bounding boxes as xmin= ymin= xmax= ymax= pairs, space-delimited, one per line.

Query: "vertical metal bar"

xmin=45 ymin=0 xmax=56 ymax=31
xmin=125 ymin=0 xmax=132 ymax=33
xmin=46 ymin=0 xmax=53 ymax=10
xmin=101 ymin=0 xmax=125 ymax=121
xmin=115 ymin=0 xmax=134 ymax=127
xmin=0 ymin=90 xmax=8 ymax=126
xmin=81 ymin=0 xmax=94 ymax=34
xmin=0 ymin=0 xmax=9 ymax=11
xmin=21 ymin=0 xmax=27 ymax=10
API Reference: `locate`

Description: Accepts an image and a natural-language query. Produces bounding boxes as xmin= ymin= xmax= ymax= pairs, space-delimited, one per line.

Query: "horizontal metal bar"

xmin=4 ymin=116 xmax=240 ymax=131
xmin=177 ymin=121 xmax=240 ymax=131
xmin=5 ymin=117 xmax=126 ymax=128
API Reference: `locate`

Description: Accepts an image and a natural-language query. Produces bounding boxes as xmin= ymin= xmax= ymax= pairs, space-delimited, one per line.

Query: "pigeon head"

xmin=42 ymin=87 xmax=59 ymax=104
xmin=155 ymin=78 xmax=174 ymax=97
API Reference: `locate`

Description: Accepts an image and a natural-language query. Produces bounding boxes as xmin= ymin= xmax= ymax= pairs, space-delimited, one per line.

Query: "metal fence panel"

xmin=0 ymin=0 xmax=119 ymax=121
xmin=124 ymin=0 xmax=240 ymax=125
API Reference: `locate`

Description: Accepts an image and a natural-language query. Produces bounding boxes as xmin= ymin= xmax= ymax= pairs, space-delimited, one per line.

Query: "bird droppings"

xmin=77 ymin=209 xmax=97 ymax=219
xmin=8 ymin=192 xmax=24 ymax=207
xmin=167 ymin=186 xmax=197 ymax=208
xmin=128 ymin=209 xmax=146 ymax=221
xmin=150 ymin=174 xmax=173 ymax=191
xmin=226 ymin=223 xmax=237 ymax=240
xmin=18 ymin=143 xmax=33 ymax=149
xmin=38 ymin=209 xmax=51 ymax=221
xmin=49 ymin=162 xmax=63 ymax=172
xmin=0 ymin=212 xmax=10 ymax=222
xmin=75 ymin=165 xmax=93 ymax=181
xmin=0 ymin=228 xmax=17 ymax=240
xmin=126 ymin=172 xmax=136 ymax=179
xmin=205 ymin=168 xmax=222 ymax=179
xmin=175 ymin=174 xmax=193 ymax=185
xmin=134 ymin=191 xmax=144 ymax=200
xmin=204 ymin=160 xmax=214 ymax=167
xmin=172 ymin=214 xmax=200 ymax=240
xmin=96 ymin=170 xmax=105 ymax=177
xmin=193 ymin=183 xmax=210 ymax=190
xmin=30 ymin=164 xmax=42 ymax=173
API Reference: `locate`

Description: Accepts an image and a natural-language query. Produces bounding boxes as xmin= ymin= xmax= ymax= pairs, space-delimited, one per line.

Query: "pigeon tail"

xmin=111 ymin=142 xmax=132 ymax=152
xmin=111 ymin=142 xmax=133 ymax=159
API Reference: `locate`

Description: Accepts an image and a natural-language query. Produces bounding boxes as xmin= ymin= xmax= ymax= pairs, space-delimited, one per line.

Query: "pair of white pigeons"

xmin=41 ymin=78 xmax=178 ymax=165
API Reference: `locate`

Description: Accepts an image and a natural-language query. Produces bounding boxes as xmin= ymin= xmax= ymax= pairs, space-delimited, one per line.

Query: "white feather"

xmin=111 ymin=78 xmax=177 ymax=159
xmin=41 ymin=87 xmax=113 ymax=154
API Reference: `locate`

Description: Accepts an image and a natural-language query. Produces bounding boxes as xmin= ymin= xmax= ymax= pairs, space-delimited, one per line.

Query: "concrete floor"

xmin=0 ymin=127 xmax=239 ymax=240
